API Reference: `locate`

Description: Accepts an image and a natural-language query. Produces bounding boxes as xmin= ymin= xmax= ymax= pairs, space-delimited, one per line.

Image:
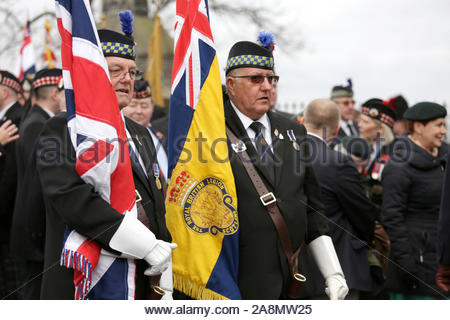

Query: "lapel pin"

xmin=231 ymin=140 xmax=247 ymax=153
xmin=274 ymin=129 xmax=279 ymax=136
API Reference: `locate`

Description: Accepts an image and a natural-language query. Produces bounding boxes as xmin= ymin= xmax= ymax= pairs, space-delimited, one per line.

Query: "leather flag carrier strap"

xmin=226 ymin=126 xmax=306 ymax=299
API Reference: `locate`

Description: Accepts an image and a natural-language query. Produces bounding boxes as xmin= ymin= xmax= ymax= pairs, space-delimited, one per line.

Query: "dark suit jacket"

xmin=37 ymin=112 xmax=170 ymax=299
xmin=0 ymin=101 xmax=25 ymax=244
xmin=0 ymin=144 xmax=5 ymax=175
xmin=224 ymin=101 xmax=329 ymax=299
xmin=337 ymin=120 xmax=359 ymax=139
xmin=306 ymin=134 xmax=377 ymax=293
xmin=10 ymin=105 xmax=50 ymax=261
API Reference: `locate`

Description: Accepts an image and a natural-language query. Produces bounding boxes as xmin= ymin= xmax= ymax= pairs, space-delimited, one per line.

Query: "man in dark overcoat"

xmin=303 ymin=98 xmax=379 ymax=299
xmin=223 ymin=39 xmax=348 ymax=299
xmin=0 ymin=71 xmax=25 ymax=299
xmin=36 ymin=28 xmax=175 ymax=299
xmin=10 ymin=68 xmax=63 ymax=299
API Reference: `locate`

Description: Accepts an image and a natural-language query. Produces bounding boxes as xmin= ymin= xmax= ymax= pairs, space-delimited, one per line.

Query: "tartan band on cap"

xmin=1 ymin=77 xmax=23 ymax=94
xmin=101 ymin=41 xmax=135 ymax=59
xmin=361 ymin=106 xmax=395 ymax=128
xmin=33 ymin=76 xmax=61 ymax=89
xmin=226 ymin=55 xmax=274 ymax=72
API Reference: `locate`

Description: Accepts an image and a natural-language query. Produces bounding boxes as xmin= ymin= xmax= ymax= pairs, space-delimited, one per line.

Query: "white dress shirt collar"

xmin=230 ymin=101 xmax=273 ymax=150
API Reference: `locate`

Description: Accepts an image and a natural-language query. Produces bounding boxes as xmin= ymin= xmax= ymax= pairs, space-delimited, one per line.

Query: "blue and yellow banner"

xmin=166 ymin=0 xmax=240 ymax=299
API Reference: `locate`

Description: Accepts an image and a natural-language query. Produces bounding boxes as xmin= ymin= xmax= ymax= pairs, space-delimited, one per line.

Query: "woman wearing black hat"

xmin=381 ymin=102 xmax=448 ymax=299
xmin=357 ymin=99 xmax=396 ymax=209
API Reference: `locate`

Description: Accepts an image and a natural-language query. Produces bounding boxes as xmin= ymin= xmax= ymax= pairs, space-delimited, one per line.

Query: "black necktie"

xmin=347 ymin=122 xmax=355 ymax=136
xmin=249 ymin=121 xmax=275 ymax=183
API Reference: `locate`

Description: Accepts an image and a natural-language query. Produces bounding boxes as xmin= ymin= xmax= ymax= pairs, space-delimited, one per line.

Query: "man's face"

xmin=0 ymin=85 xmax=9 ymax=107
xmin=106 ymin=56 xmax=136 ymax=109
xmin=56 ymin=89 xmax=66 ymax=112
xmin=122 ymin=97 xmax=154 ymax=127
xmin=226 ymin=67 xmax=274 ymax=120
xmin=269 ymin=82 xmax=278 ymax=110
xmin=334 ymin=97 xmax=355 ymax=121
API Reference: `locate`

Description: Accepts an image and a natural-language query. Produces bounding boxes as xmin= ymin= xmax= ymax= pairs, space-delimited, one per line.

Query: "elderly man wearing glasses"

xmin=223 ymin=35 xmax=348 ymax=300
xmin=331 ymin=79 xmax=359 ymax=139
xmin=36 ymin=24 xmax=176 ymax=299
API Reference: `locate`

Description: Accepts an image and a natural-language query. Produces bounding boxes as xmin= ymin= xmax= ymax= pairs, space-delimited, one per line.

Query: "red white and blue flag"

xmin=17 ymin=20 xmax=36 ymax=82
xmin=55 ymin=0 xmax=137 ymax=299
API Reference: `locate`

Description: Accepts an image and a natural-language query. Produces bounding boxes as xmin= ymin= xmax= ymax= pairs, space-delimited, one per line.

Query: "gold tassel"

xmin=173 ymin=273 xmax=229 ymax=300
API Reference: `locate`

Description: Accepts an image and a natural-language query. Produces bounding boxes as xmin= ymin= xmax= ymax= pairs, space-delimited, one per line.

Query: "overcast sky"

xmin=3 ymin=0 xmax=450 ymax=113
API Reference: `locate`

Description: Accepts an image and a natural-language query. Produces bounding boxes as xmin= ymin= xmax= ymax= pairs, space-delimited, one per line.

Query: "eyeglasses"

xmin=230 ymin=74 xmax=279 ymax=85
xmin=339 ymin=100 xmax=355 ymax=107
xmin=108 ymin=68 xmax=143 ymax=80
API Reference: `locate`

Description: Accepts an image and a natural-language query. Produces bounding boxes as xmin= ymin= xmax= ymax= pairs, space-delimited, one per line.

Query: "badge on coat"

xmin=231 ymin=140 xmax=247 ymax=153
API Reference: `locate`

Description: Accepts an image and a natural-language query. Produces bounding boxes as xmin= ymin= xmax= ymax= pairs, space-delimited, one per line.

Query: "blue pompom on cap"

xmin=347 ymin=78 xmax=353 ymax=88
xmin=256 ymin=31 xmax=275 ymax=52
xmin=119 ymin=10 xmax=134 ymax=37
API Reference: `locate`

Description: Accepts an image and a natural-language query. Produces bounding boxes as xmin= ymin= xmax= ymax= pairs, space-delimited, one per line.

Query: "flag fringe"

xmin=173 ymin=273 xmax=229 ymax=300
xmin=60 ymin=248 xmax=93 ymax=300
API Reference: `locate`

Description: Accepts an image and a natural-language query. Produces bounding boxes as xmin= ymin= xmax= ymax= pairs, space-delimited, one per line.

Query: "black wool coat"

xmin=381 ymin=137 xmax=447 ymax=297
xmin=306 ymin=134 xmax=377 ymax=294
xmin=37 ymin=112 xmax=170 ymax=299
xmin=10 ymin=105 xmax=50 ymax=261
xmin=0 ymin=102 xmax=25 ymax=244
xmin=224 ymin=101 xmax=329 ymax=299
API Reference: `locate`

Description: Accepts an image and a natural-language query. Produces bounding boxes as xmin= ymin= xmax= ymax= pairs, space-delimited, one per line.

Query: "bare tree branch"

xmin=154 ymin=0 xmax=304 ymax=51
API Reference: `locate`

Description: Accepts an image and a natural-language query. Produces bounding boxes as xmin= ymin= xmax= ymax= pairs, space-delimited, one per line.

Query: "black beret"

xmin=361 ymin=98 xmax=396 ymax=128
xmin=133 ymin=79 xmax=151 ymax=99
xmin=0 ymin=70 xmax=23 ymax=93
xmin=98 ymin=29 xmax=135 ymax=60
xmin=341 ymin=136 xmax=370 ymax=160
xmin=226 ymin=41 xmax=274 ymax=74
xmin=32 ymin=68 xmax=62 ymax=90
xmin=403 ymin=102 xmax=447 ymax=121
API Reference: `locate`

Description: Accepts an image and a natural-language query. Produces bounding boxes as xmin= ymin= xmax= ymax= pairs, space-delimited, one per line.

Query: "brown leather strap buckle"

xmin=260 ymin=192 xmax=276 ymax=206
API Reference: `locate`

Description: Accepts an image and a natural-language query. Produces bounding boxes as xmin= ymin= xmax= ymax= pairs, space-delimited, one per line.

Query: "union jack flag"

xmin=17 ymin=20 xmax=36 ymax=82
xmin=55 ymin=0 xmax=137 ymax=299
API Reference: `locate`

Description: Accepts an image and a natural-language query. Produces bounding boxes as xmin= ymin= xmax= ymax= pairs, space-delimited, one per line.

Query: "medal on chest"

xmin=153 ymin=163 xmax=162 ymax=190
xmin=287 ymin=129 xmax=300 ymax=151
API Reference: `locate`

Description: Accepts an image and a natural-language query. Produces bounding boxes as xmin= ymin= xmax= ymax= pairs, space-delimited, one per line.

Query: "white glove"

xmin=144 ymin=240 xmax=177 ymax=276
xmin=158 ymin=258 xmax=174 ymax=299
xmin=325 ymin=274 xmax=348 ymax=300
xmin=161 ymin=292 xmax=173 ymax=300
xmin=308 ymin=235 xmax=349 ymax=300
xmin=109 ymin=213 xmax=157 ymax=259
